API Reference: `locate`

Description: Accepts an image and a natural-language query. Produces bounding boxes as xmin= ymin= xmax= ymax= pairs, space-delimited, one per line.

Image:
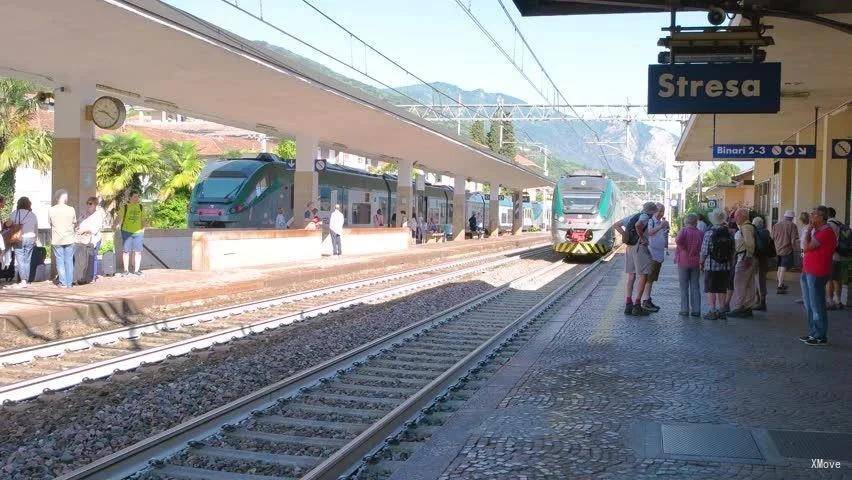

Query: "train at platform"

xmin=188 ymin=153 xmax=546 ymax=232
xmin=551 ymin=171 xmax=625 ymax=256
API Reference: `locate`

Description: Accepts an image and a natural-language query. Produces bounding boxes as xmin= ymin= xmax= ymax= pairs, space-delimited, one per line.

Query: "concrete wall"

xmin=127 ymin=229 xmax=194 ymax=270
xmin=191 ymin=229 xmax=322 ymax=272
xmin=321 ymin=227 xmax=410 ymax=256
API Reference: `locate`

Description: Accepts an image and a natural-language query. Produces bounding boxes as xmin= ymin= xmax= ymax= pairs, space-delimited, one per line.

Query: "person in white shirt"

xmin=275 ymin=207 xmax=293 ymax=229
xmin=329 ymin=204 xmax=345 ymax=256
xmin=77 ymin=196 xmax=106 ymax=280
xmin=8 ymin=197 xmax=39 ymax=288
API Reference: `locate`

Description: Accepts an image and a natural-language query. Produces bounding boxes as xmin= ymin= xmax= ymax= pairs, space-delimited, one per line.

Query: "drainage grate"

xmin=769 ymin=430 xmax=852 ymax=461
xmin=661 ymin=424 xmax=763 ymax=460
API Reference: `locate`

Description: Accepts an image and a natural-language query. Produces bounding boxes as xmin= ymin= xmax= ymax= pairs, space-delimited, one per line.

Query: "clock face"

xmin=835 ymin=140 xmax=851 ymax=158
xmin=91 ymin=96 xmax=126 ymax=129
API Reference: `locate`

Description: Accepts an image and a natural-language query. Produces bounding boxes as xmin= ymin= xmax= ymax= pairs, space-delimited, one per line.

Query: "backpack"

xmin=709 ymin=226 xmax=734 ymax=264
xmin=621 ymin=212 xmax=641 ymax=246
xmin=755 ymin=227 xmax=776 ymax=258
xmin=829 ymin=219 xmax=851 ymax=257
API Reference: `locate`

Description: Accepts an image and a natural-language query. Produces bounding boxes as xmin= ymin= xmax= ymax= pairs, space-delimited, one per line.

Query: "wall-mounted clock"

xmin=91 ymin=96 xmax=126 ymax=130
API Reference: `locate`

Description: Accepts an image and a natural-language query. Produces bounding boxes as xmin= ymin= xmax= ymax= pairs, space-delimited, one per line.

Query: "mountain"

xmin=252 ymin=41 xmax=677 ymax=181
xmin=392 ymin=83 xmax=679 ymax=181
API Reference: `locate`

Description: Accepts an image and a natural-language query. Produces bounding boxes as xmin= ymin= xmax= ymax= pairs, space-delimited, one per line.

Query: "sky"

xmin=166 ymin=0 xmax=709 ymax=106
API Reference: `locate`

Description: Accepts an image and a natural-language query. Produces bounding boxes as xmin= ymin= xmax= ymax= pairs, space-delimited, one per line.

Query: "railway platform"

xmin=0 ymin=232 xmax=547 ymax=339
xmin=392 ymin=254 xmax=851 ymax=480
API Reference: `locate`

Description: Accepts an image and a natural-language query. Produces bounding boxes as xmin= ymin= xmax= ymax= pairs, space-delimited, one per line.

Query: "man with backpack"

xmin=700 ymin=209 xmax=734 ymax=320
xmin=728 ymin=208 xmax=757 ymax=317
xmin=751 ymin=216 xmax=775 ymax=311
xmin=613 ymin=201 xmax=658 ymax=316
xmin=771 ymin=210 xmax=799 ymax=294
xmin=826 ymin=207 xmax=849 ymax=309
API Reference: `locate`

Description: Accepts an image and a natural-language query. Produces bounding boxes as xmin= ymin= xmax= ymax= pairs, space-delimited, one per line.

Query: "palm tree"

xmin=158 ymin=140 xmax=203 ymax=201
xmin=0 ymin=78 xmax=52 ymax=172
xmin=96 ymin=132 xmax=163 ymax=212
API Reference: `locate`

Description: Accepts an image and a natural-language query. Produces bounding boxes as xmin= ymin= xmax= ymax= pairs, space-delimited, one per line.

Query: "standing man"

xmin=117 ymin=192 xmax=146 ymax=276
xmin=613 ymin=201 xmax=658 ymax=316
xmin=771 ymin=210 xmax=799 ymax=294
xmin=799 ymin=206 xmax=837 ymax=346
xmin=329 ymin=203 xmax=344 ymax=257
xmin=728 ymin=208 xmax=756 ymax=317
xmin=641 ymin=202 xmax=669 ymax=312
xmin=825 ymin=207 xmax=844 ymax=309
xmin=700 ymin=209 xmax=734 ymax=320
xmin=48 ymin=189 xmax=77 ymax=288
xmin=77 ymin=197 xmax=106 ymax=282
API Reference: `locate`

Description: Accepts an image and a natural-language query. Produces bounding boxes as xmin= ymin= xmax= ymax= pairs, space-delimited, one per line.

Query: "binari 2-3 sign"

xmin=648 ymin=63 xmax=781 ymax=114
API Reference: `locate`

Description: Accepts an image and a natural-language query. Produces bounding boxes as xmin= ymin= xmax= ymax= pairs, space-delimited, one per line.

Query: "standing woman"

xmin=373 ymin=208 xmax=384 ymax=227
xmin=77 ymin=197 xmax=105 ymax=281
xmin=9 ymin=197 xmax=38 ymax=288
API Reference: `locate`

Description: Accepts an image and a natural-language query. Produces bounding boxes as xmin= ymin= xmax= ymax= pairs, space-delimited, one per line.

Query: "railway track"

xmin=57 ymin=253 xmax=607 ymax=480
xmin=0 ymin=244 xmax=549 ymax=404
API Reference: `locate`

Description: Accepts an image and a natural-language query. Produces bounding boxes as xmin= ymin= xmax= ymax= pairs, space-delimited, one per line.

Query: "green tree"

xmin=0 ymin=78 xmax=53 ymax=172
xmin=222 ymin=149 xmax=249 ymax=158
xmin=151 ymin=192 xmax=190 ymax=229
xmin=469 ymin=120 xmax=486 ymax=145
xmin=274 ymin=139 xmax=296 ymax=159
xmin=684 ymin=162 xmax=741 ymax=212
xmin=96 ymin=132 xmax=163 ymax=212
xmin=485 ymin=120 xmax=501 ymax=153
xmin=158 ymin=140 xmax=203 ymax=201
xmin=498 ymin=114 xmax=516 ymax=159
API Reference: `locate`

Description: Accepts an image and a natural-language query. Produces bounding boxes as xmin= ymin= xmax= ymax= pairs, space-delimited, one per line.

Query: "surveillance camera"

xmin=707 ymin=6 xmax=727 ymax=25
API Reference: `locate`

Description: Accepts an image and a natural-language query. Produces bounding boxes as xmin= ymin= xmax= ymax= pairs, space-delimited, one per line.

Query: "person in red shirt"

xmin=798 ymin=205 xmax=837 ymax=346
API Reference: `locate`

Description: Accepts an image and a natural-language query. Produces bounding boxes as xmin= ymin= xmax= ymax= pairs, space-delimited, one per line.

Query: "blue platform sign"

xmin=648 ymin=63 xmax=781 ymax=114
xmin=713 ymin=144 xmax=816 ymax=159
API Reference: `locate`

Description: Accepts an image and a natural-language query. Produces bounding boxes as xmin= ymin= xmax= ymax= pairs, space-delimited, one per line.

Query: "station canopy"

xmin=0 ymin=0 xmax=551 ymax=189
xmin=512 ymin=1 xmax=852 ymax=19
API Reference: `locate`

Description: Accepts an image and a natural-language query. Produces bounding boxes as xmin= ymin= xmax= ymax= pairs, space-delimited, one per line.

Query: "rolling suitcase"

xmin=73 ymin=243 xmax=95 ymax=285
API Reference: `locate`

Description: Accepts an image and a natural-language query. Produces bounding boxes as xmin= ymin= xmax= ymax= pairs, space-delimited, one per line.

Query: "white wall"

xmin=14 ymin=167 xmax=52 ymax=228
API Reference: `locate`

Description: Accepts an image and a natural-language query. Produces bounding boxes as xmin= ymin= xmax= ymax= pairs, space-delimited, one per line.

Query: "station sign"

xmin=314 ymin=159 xmax=327 ymax=171
xmin=832 ymin=139 xmax=851 ymax=159
xmin=647 ymin=63 xmax=781 ymax=114
xmin=708 ymin=200 xmax=718 ymax=209
xmin=713 ymin=144 xmax=816 ymax=159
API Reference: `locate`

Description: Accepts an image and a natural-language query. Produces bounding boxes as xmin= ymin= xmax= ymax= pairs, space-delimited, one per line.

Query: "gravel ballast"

xmin=0 ymin=256 xmax=557 ymax=479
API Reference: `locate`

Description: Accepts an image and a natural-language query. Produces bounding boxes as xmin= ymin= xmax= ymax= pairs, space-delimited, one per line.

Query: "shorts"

xmin=777 ymin=253 xmax=794 ymax=269
xmin=647 ymin=260 xmax=662 ymax=282
xmin=831 ymin=261 xmax=843 ymax=281
xmin=625 ymin=244 xmax=654 ymax=275
xmin=704 ymin=270 xmax=730 ymax=293
xmin=121 ymin=230 xmax=144 ymax=253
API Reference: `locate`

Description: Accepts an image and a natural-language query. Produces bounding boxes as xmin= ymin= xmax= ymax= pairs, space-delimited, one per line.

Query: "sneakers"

xmin=798 ymin=335 xmax=813 ymax=342
xmin=132 ymin=271 xmax=143 ymax=277
xmin=690 ymin=312 xmax=701 ymax=317
xmin=678 ymin=311 xmax=689 ymax=316
xmin=631 ymin=304 xmax=651 ymax=316
xmin=753 ymin=302 xmax=767 ymax=311
xmin=702 ymin=311 xmax=719 ymax=320
xmin=777 ymin=284 xmax=788 ymax=294
xmin=624 ymin=302 xmax=634 ymax=315
xmin=641 ymin=300 xmax=660 ymax=312
xmin=804 ymin=338 xmax=829 ymax=346
xmin=727 ymin=309 xmax=753 ymax=318
xmin=794 ymin=298 xmax=804 ymax=304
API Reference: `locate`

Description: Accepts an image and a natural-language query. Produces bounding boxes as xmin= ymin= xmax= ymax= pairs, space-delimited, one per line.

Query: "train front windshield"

xmin=563 ymin=195 xmax=599 ymax=213
xmin=196 ymin=175 xmax=246 ymax=202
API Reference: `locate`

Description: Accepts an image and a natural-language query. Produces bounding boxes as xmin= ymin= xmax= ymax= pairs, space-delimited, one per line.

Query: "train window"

xmin=197 ymin=177 xmax=245 ymax=200
xmin=563 ymin=195 xmax=599 ymax=213
xmin=244 ymin=176 xmax=269 ymax=204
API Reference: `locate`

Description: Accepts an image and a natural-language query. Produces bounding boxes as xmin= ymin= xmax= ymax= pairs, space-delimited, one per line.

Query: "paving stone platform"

xmin=394 ymin=254 xmax=851 ymax=480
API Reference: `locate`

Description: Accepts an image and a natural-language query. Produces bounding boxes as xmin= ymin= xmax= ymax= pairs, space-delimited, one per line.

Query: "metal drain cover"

xmin=661 ymin=424 xmax=762 ymax=460
xmin=769 ymin=430 xmax=852 ymax=461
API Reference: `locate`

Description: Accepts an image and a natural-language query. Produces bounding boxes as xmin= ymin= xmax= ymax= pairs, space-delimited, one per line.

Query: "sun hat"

xmin=709 ymin=209 xmax=726 ymax=226
xmin=783 ymin=209 xmax=795 ymax=219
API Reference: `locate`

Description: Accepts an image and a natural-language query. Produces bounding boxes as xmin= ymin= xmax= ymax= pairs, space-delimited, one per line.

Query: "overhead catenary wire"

xmin=454 ymin=0 xmax=615 ymax=173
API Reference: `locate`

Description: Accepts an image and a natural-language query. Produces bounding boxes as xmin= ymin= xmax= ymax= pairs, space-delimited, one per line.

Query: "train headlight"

xmin=557 ymin=215 xmax=565 ymax=223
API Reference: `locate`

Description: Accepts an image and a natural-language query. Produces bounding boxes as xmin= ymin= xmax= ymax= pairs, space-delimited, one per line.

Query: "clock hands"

xmin=95 ymin=108 xmax=116 ymax=122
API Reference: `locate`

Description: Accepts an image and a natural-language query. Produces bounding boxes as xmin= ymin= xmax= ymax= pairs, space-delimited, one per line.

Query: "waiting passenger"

xmin=641 ymin=203 xmax=668 ymax=312
xmin=303 ymin=201 xmax=314 ymax=223
xmin=751 ymin=216 xmax=773 ymax=311
xmin=469 ymin=212 xmax=478 ymax=234
xmin=329 ymin=204 xmax=344 ymax=257
xmin=275 ymin=207 xmax=293 ymax=229
xmin=728 ymin=208 xmax=756 ymax=317
xmin=799 ymin=205 xmax=837 ymax=346
xmin=399 ymin=210 xmax=409 ymax=228
xmin=49 ymin=189 xmax=77 ymax=288
xmin=7 ymin=197 xmax=38 ymax=289
xmin=77 ymin=196 xmax=106 ymax=282
xmin=374 ymin=208 xmax=384 ymax=227
xmin=771 ymin=210 xmax=798 ymax=294
xmin=700 ymin=209 xmax=734 ymax=320
xmin=825 ymin=207 xmax=845 ymax=310
xmin=696 ymin=213 xmax=709 ymax=232
xmin=117 ymin=192 xmax=146 ymax=277
xmin=613 ymin=201 xmax=658 ymax=316
xmin=675 ymin=213 xmax=702 ymax=316
xmin=419 ymin=215 xmax=428 ymax=243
